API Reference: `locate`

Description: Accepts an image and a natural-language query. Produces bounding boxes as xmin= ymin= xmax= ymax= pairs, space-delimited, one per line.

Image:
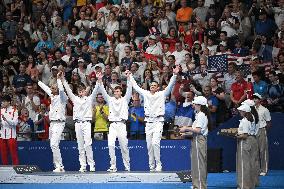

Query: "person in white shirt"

xmin=105 ymin=12 xmax=119 ymax=45
xmin=236 ymin=104 xmax=257 ymax=189
xmin=97 ymin=71 xmax=132 ymax=172
xmin=171 ymin=41 xmax=189 ymax=66
xmin=253 ymin=93 xmax=271 ymax=176
xmin=74 ymin=11 xmax=90 ymax=39
xmin=38 ymin=73 xmax=68 ymax=173
xmin=129 ymin=66 xmax=179 ymax=172
xmin=0 ymin=95 xmax=19 ymax=165
xmin=24 ymin=84 xmax=40 ymax=122
xmin=61 ymin=71 xmax=99 ymax=172
xmin=180 ymin=96 xmax=211 ymax=189
xmin=146 ymin=35 xmax=163 ymax=61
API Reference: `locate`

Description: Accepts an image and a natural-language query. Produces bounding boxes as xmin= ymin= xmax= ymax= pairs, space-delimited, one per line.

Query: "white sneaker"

xmin=89 ymin=166 xmax=95 ymax=172
xmin=107 ymin=166 xmax=117 ymax=172
xmin=149 ymin=166 xmax=155 ymax=172
xmin=53 ymin=167 xmax=65 ymax=173
xmin=155 ymin=164 xmax=162 ymax=172
xmin=125 ymin=166 xmax=130 ymax=172
xmin=79 ymin=167 xmax=87 ymax=173
xmin=259 ymin=172 xmax=267 ymax=176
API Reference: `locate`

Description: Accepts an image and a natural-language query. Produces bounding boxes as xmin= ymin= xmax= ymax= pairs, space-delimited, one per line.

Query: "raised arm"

xmin=38 ymin=80 xmax=52 ymax=97
xmin=89 ymin=81 xmax=100 ymax=101
xmin=62 ymin=79 xmax=76 ymax=102
xmin=163 ymin=66 xmax=179 ymax=97
xmin=97 ymin=72 xmax=110 ymax=103
xmin=129 ymin=74 xmax=147 ymax=96
xmin=57 ymin=78 xmax=68 ymax=102
xmin=124 ymin=71 xmax=133 ymax=102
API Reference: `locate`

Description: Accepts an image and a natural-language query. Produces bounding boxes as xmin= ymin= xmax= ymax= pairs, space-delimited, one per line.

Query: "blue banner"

xmin=17 ymin=140 xmax=191 ymax=171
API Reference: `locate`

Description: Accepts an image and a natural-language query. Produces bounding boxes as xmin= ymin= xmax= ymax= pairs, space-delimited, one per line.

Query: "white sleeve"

xmin=98 ymin=83 xmax=110 ymax=103
xmin=6 ymin=109 xmax=18 ymax=127
xmin=89 ymin=82 xmax=99 ymax=101
xmin=129 ymin=75 xmax=147 ymax=96
xmin=38 ymin=81 xmax=52 ymax=97
xmin=263 ymin=108 xmax=271 ymax=122
xmin=62 ymin=80 xmax=76 ymax=102
xmin=163 ymin=74 xmax=177 ymax=97
xmin=124 ymin=79 xmax=133 ymax=103
xmin=57 ymin=79 xmax=68 ymax=102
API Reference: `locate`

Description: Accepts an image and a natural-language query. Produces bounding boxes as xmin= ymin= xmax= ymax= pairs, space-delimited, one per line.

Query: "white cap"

xmin=194 ymin=40 xmax=200 ymax=45
xmin=51 ymin=66 xmax=58 ymax=70
xmin=78 ymin=58 xmax=84 ymax=63
xmin=113 ymin=4 xmax=120 ymax=9
xmin=241 ymin=99 xmax=255 ymax=107
xmin=237 ymin=104 xmax=251 ymax=112
xmin=251 ymin=56 xmax=259 ymax=61
xmin=192 ymin=96 xmax=208 ymax=106
xmin=149 ymin=35 xmax=156 ymax=40
xmin=253 ymin=93 xmax=262 ymax=99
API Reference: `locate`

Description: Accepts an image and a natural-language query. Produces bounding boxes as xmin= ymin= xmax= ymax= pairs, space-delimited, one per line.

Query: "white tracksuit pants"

xmin=49 ymin=121 xmax=65 ymax=169
xmin=145 ymin=121 xmax=163 ymax=169
xmin=75 ymin=121 xmax=95 ymax=168
xmin=108 ymin=122 xmax=130 ymax=169
xmin=257 ymin=128 xmax=269 ymax=174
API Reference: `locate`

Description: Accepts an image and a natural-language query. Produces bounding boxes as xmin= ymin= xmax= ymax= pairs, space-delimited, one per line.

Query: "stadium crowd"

xmin=0 ymin=0 xmax=283 ymax=141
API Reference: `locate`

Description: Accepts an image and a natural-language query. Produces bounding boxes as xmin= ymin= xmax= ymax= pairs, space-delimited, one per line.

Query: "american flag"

xmin=227 ymin=54 xmax=251 ymax=77
xmin=208 ymin=54 xmax=228 ymax=72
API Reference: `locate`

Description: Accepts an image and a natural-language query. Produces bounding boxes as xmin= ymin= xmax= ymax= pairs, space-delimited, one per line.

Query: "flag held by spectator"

xmin=208 ymin=55 xmax=228 ymax=72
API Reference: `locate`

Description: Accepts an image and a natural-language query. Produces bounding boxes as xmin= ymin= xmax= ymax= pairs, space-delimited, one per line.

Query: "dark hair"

xmin=252 ymin=71 xmax=261 ymax=77
xmin=243 ymin=112 xmax=254 ymax=122
xmin=269 ymin=71 xmax=277 ymax=76
xmin=250 ymin=106 xmax=259 ymax=124
xmin=200 ymin=105 xmax=213 ymax=131
xmin=168 ymin=55 xmax=175 ymax=60
xmin=77 ymin=83 xmax=86 ymax=91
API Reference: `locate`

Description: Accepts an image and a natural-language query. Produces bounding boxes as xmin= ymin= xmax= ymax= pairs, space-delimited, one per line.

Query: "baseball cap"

xmin=253 ymin=93 xmax=262 ymax=99
xmin=51 ymin=66 xmax=58 ymax=70
xmin=192 ymin=96 xmax=208 ymax=106
xmin=241 ymin=99 xmax=255 ymax=107
xmin=149 ymin=35 xmax=156 ymax=40
xmin=237 ymin=104 xmax=251 ymax=112
xmin=89 ymin=71 xmax=96 ymax=79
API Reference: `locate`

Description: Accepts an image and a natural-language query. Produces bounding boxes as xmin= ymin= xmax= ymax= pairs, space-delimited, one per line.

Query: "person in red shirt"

xmin=230 ymin=71 xmax=250 ymax=107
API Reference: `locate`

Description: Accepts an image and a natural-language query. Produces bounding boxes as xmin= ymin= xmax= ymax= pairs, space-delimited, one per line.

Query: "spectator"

xmin=23 ymin=83 xmax=40 ymax=122
xmin=255 ymin=9 xmax=278 ymax=37
xmin=176 ymin=0 xmax=193 ymax=24
xmin=193 ymin=0 xmax=209 ymax=24
xmin=252 ymin=71 xmax=268 ymax=97
xmin=2 ymin=12 xmax=17 ymax=41
xmin=52 ymin=17 xmax=69 ymax=46
xmin=34 ymin=32 xmax=54 ymax=53
xmin=128 ymin=94 xmax=145 ymax=140
xmin=203 ymin=85 xmax=218 ymax=128
xmin=17 ymin=108 xmax=34 ymax=141
xmin=12 ymin=63 xmax=32 ymax=94
xmin=267 ymin=71 xmax=284 ymax=112
xmin=93 ymin=93 xmax=109 ymax=140
xmin=231 ymin=70 xmax=249 ymax=108
xmin=171 ymin=41 xmax=189 ymax=67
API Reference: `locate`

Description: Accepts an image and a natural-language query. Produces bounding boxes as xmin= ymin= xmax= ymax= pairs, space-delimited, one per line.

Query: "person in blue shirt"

xmin=255 ymin=9 xmax=278 ymax=38
xmin=164 ymin=95 xmax=177 ymax=138
xmin=203 ymin=86 xmax=218 ymax=129
xmin=252 ymin=71 xmax=268 ymax=97
xmin=34 ymin=32 xmax=54 ymax=53
xmin=88 ymin=29 xmax=104 ymax=51
xmin=128 ymin=94 xmax=145 ymax=140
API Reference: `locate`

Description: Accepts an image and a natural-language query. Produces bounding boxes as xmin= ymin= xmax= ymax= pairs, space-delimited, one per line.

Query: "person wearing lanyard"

xmin=129 ymin=66 xmax=179 ymax=172
xmin=253 ymin=93 xmax=271 ymax=176
xmin=97 ymin=71 xmax=132 ymax=172
xmin=236 ymin=104 xmax=257 ymax=189
xmin=180 ymin=96 xmax=211 ymax=189
xmin=38 ymin=72 xmax=68 ymax=172
xmin=0 ymin=95 xmax=19 ymax=165
xmin=61 ymin=71 xmax=99 ymax=172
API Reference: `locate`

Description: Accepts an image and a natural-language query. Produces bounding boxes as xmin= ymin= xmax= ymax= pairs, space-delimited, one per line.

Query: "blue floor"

xmin=1 ymin=171 xmax=284 ymax=189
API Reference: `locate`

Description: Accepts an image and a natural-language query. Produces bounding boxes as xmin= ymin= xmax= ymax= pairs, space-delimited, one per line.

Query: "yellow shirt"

xmin=93 ymin=105 xmax=109 ymax=132
xmin=77 ymin=0 xmax=86 ymax=6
